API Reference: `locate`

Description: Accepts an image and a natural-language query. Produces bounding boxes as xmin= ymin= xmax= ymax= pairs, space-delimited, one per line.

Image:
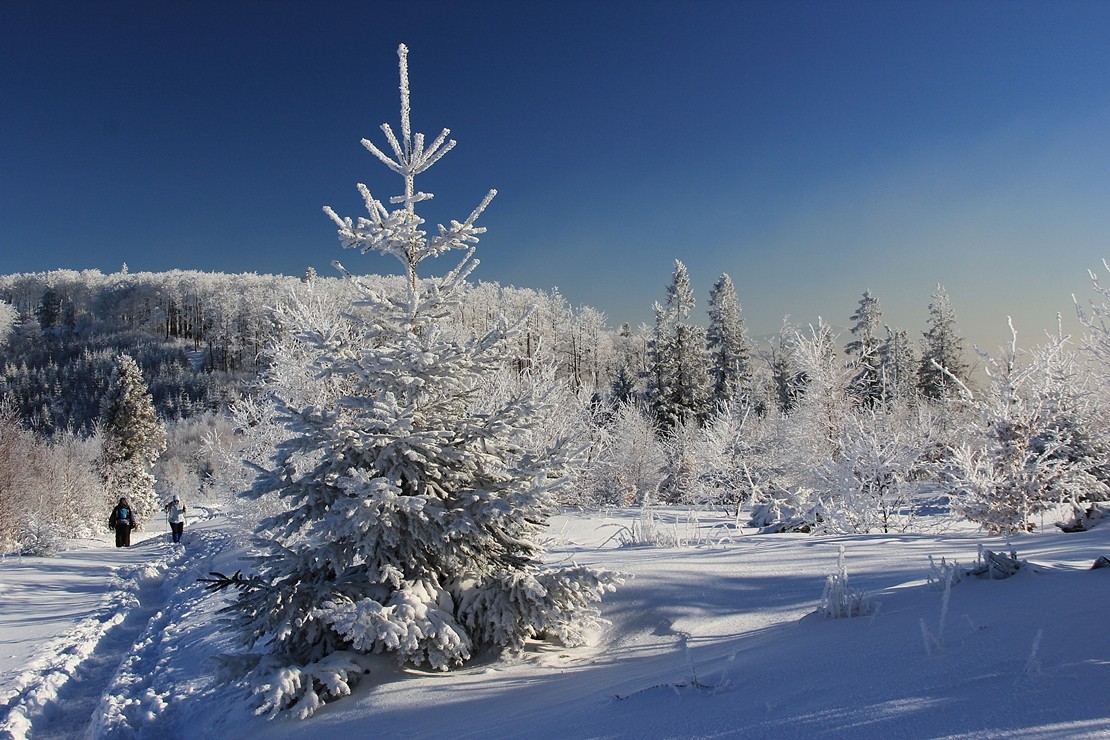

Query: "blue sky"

xmin=3 ymin=0 xmax=1109 ymax=353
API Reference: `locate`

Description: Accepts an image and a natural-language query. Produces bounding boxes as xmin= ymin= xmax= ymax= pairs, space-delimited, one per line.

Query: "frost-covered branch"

xmin=322 ymin=44 xmax=493 ymax=300
xmin=1074 ymin=258 xmax=1110 ymax=370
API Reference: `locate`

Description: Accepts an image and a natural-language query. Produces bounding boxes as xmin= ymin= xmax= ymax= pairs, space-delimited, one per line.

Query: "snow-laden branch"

xmin=1074 ymin=258 xmax=1110 ymax=370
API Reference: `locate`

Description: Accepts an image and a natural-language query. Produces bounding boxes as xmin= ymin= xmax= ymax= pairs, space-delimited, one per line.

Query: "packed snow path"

xmin=0 ymin=511 xmax=234 ymax=740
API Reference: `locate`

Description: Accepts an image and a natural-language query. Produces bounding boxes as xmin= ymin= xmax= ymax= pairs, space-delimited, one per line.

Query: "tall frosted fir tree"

xmin=845 ymin=290 xmax=883 ymax=406
xmin=706 ymin=273 xmax=750 ymax=409
xmin=221 ymin=45 xmax=619 ymax=719
xmin=99 ymin=353 xmax=166 ymax=526
xmin=918 ymin=284 xmax=969 ymax=400
xmin=648 ymin=260 xmax=710 ymax=430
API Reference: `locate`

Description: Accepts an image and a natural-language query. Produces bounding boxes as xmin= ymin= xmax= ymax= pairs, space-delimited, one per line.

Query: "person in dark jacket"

xmin=108 ymin=497 xmax=136 ymax=547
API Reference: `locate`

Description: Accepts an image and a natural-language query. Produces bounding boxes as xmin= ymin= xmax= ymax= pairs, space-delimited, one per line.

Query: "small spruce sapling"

xmin=219 ymin=44 xmax=619 ymax=719
xmin=98 ymin=353 xmax=167 ymax=527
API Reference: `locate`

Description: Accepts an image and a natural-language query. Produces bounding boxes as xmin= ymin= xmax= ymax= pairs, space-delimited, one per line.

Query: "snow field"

xmin=3 ymin=507 xmax=1110 ymax=739
xmin=239 ymin=509 xmax=1110 ymax=739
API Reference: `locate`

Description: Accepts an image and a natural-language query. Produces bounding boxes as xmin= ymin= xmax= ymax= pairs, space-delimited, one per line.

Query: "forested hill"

xmin=0 ymin=268 xmax=631 ymax=434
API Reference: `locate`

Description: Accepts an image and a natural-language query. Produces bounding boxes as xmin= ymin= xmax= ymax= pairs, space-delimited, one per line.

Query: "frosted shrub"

xmin=0 ymin=300 xmax=16 ymax=346
xmin=18 ymin=519 xmax=63 ymax=557
xmin=0 ymin=406 xmax=103 ymax=554
xmin=942 ymin=321 xmax=1107 ymax=534
xmin=748 ymin=487 xmax=819 ymax=533
xmin=926 ymin=555 xmax=962 ymax=590
xmin=684 ymin=402 xmax=773 ymax=515
xmin=816 ymin=403 xmax=939 ymax=534
xmin=583 ymin=401 xmax=665 ymax=507
xmin=1075 ymin=259 xmax=1110 ymax=373
xmin=754 ymin=320 xmax=849 ymax=533
xmin=599 ymin=508 xmax=695 ymax=548
xmin=820 ymin=545 xmax=875 ymax=619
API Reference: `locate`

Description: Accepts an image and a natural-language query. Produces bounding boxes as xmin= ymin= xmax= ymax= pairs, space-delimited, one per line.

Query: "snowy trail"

xmin=0 ymin=518 xmax=235 ymax=740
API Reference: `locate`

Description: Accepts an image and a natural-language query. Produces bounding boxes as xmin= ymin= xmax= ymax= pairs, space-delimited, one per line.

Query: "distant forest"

xmin=0 ymin=267 xmax=632 ymax=433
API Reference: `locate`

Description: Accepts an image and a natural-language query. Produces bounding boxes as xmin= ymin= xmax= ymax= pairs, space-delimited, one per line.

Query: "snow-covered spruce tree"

xmin=221 ymin=45 xmax=618 ymax=719
xmin=608 ymin=364 xmax=638 ymax=407
xmin=99 ymin=353 xmax=166 ymax=527
xmin=706 ymin=273 xmax=751 ymax=410
xmin=918 ymin=284 xmax=969 ymax=400
xmin=647 ymin=260 xmax=710 ymax=430
xmin=877 ymin=326 xmax=917 ymax=403
xmin=845 ymin=290 xmax=883 ymax=407
xmin=767 ymin=317 xmax=804 ymax=413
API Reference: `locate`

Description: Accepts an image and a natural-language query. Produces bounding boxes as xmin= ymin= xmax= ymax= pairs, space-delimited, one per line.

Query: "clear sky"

xmin=3 ymin=0 xmax=1109 ymax=353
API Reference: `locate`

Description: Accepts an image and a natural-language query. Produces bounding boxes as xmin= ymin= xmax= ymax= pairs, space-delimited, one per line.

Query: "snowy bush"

xmin=1075 ymin=258 xmax=1110 ymax=375
xmin=941 ymin=321 xmax=1108 ymax=534
xmin=0 ymin=300 xmax=16 ymax=346
xmin=926 ymin=554 xmax=963 ymax=590
xmin=582 ymin=401 xmax=665 ymax=507
xmin=748 ymin=321 xmax=848 ymax=533
xmin=18 ymin=519 xmax=63 ymax=557
xmin=815 ymin=403 xmax=940 ymax=534
xmin=747 ymin=487 xmax=820 ymax=533
xmin=598 ymin=508 xmax=693 ymax=548
xmin=0 ymin=406 xmax=103 ymax=554
xmin=690 ymin=402 xmax=767 ymax=515
xmin=1056 ymin=501 xmax=1109 ymax=532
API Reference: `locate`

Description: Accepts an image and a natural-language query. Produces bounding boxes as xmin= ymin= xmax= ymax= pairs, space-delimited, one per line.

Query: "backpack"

xmin=119 ymin=506 xmax=130 ymax=520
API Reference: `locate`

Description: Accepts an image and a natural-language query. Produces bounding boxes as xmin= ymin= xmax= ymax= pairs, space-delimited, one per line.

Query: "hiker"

xmin=165 ymin=495 xmax=187 ymax=544
xmin=108 ymin=497 xmax=136 ymax=547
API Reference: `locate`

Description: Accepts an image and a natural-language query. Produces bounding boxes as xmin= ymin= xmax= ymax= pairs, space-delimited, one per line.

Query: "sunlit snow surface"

xmin=2 ymin=506 xmax=1108 ymax=739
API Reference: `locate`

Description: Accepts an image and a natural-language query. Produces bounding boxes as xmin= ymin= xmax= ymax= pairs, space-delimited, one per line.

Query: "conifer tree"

xmin=647 ymin=260 xmax=710 ymax=429
xmin=768 ymin=319 xmax=802 ymax=413
xmin=706 ymin=273 xmax=750 ymax=409
xmin=845 ymin=290 xmax=883 ymax=406
xmin=609 ymin=365 xmax=637 ymax=407
xmin=220 ymin=45 xmax=617 ymax=719
xmin=918 ymin=285 xmax=969 ymax=400
xmin=98 ymin=353 xmax=166 ymax=526
xmin=877 ymin=326 xmax=917 ymax=402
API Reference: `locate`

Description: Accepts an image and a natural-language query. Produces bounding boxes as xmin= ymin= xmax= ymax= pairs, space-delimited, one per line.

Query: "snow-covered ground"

xmin=2 ymin=506 xmax=1109 ymax=739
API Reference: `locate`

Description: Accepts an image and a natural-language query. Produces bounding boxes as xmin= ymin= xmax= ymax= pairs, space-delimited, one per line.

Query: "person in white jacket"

xmin=165 ymin=495 xmax=187 ymax=543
